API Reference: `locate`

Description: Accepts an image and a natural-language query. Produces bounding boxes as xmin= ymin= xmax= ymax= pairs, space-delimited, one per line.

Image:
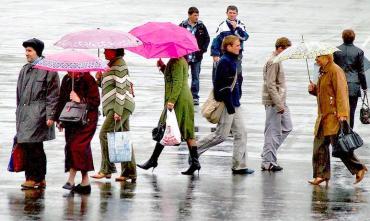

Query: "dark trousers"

xmin=189 ymin=61 xmax=201 ymax=100
xmin=21 ymin=142 xmax=46 ymax=182
xmin=312 ymin=133 xmax=365 ymax=179
xmin=349 ymin=96 xmax=359 ymax=128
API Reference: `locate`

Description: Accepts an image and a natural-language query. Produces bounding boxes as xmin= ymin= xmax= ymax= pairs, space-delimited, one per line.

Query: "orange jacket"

xmin=310 ymin=61 xmax=350 ymax=136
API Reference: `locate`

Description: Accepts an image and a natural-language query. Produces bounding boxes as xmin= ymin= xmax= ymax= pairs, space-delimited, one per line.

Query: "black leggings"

xmin=21 ymin=142 xmax=47 ymax=182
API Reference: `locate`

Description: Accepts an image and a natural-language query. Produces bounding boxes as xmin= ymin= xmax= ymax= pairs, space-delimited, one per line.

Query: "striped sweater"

xmin=100 ymin=57 xmax=135 ymax=116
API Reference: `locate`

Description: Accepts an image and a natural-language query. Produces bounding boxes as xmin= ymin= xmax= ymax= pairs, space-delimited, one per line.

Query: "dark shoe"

xmin=72 ymin=184 xmax=91 ymax=194
xmin=62 ymin=182 xmax=75 ymax=190
xmin=193 ymin=99 xmax=199 ymax=106
xmin=232 ymin=168 xmax=255 ymax=175
xmin=270 ymin=165 xmax=283 ymax=172
xmin=261 ymin=163 xmax=283 ymax=172
xmin=182 ymin=146 xmax=201 ymax=175
xmin=137 ymin=142 xmax=164 ymax=171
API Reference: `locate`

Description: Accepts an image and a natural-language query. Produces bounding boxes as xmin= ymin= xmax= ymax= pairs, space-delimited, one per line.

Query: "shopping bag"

xmin=8 ymin=136 xmax=24 ymax=172
xmin=160 ymin=109 xmax=181 ymax=146
xmin=107 ymin=127 xmax=132 ymax=163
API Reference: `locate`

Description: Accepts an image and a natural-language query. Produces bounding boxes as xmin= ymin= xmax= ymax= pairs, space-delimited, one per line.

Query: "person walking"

xmin=261 ymin=37 xmax=293 ymax=172
xmin=56 ymin=72 xmax=100 ymax=194
xmin=308 ymin=53 xmax=367 ymax=185
xmin=137 ymin=57 xmax=200 ymax=175
xmin=179 ymin=6 xmax=210 ymax=105
xmin=91 ymin=48 xmax=137 ymax=183
xmin=334 ymin=29 xmax=367 ymax=128
xmin=16 ymin=38 xmax=60 ymax=189
xmin=197 ymin=35 xmax=254 ymax=175
xmin=211 ymin=5 xmax=249 ymax=76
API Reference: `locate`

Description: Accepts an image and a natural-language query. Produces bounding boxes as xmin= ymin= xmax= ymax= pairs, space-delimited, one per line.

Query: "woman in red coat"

xmin=56 ymin=72 xmax=100 ymax=194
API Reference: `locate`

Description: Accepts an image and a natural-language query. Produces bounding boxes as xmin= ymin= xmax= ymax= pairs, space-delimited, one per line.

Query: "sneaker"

xmin=193 ymin=99 xmax=199 ymax=106
xmin=232 ymin=168 xmax=255 ymax=175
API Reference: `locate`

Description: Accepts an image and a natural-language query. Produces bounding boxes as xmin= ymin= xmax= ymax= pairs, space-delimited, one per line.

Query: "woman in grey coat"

xmin=16 ymin=38 xmax=59 ymax=189
xmin=334 ymin=29 xmax=367 ymax=128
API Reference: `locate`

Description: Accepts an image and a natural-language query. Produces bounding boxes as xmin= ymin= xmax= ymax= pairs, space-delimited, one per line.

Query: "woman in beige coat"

xmin=308 ymin=54 xmax=367 ymax=185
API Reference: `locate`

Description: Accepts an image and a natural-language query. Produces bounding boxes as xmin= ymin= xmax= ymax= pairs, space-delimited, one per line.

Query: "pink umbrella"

xmin=34 ymin=50 xmax=108 ymax=72
xmin=127 ymin=22 xmax=199 ymax=58
xmin=55 ymin=29 xmax=142 ymax=49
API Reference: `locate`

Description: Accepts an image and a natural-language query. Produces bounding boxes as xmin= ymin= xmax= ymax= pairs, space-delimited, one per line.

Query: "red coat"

xmin=56 ymin=73 xmax=100 ymax=172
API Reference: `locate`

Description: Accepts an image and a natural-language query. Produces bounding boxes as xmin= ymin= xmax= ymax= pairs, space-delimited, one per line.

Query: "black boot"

xmin=137 ymin=142 xmax=164 ymax=171
xmin=182 ymin=146 xmax=201 ymax=175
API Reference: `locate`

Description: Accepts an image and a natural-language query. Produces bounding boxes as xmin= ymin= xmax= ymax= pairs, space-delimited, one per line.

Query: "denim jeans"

xmin=189 ymin=61 xmax=201 ymax=100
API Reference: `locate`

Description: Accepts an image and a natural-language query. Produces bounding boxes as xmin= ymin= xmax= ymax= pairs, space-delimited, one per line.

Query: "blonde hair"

xmin=221 ymin=35 xmax=240 ymax=53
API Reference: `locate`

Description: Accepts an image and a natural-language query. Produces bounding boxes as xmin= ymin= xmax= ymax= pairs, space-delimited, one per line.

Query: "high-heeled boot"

xmin=181 ymin=146 xmax=201 ymax=175
xmin=137 ymin=142 xmax=164 ymax=171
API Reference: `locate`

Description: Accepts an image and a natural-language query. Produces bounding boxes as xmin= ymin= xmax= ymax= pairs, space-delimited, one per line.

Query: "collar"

xmin=224 ymin=51 xmax=239 ymax=60
xmin=30 ymin=56 xmax=43 ymax=66
xmin=108 ymin=56 xmax=123 ymax=67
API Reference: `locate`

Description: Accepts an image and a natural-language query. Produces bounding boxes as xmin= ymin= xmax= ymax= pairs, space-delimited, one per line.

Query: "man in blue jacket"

xmin=180 ymin=7 xmax=210 ymax=105
xmin=211 ymin=5 xmax=249 ymax=76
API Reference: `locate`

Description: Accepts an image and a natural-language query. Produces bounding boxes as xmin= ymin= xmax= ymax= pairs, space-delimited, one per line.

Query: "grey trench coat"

xmin=16 ymin=63 xmax=59 ymax=143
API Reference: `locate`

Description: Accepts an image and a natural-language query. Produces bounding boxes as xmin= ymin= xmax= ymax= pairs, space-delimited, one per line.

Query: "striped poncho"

xmin=100 ymin=57 xmax=135 ymax=116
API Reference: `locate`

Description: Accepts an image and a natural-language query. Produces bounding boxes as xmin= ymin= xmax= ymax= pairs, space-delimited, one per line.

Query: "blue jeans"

xmin=189 ymin=61 xmax=201 ymax=100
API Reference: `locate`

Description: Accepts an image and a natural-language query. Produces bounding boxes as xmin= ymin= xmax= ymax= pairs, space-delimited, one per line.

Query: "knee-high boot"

xmin=137 ymin=142 xmax=164 ymax=171
xmin=182 ymin=146 xmax=201 ymax=175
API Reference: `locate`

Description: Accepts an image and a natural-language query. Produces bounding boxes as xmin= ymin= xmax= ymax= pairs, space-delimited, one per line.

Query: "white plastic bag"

xmin=160 ymin=109 xmax=181 ymax=146
xmin=107 ymin=131 xmax=132 ymax=163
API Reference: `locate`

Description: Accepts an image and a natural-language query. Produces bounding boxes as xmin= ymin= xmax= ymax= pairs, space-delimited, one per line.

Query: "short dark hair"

xmin=275 ymin=37 xmax=292 ymax=50
xmin=226 ymin=5 xmax=238 ymax=13
xmin=188 ymin=7 xmax=199 ymax=15
xmin=342 ymin=29 xmax=355 ymax=44
xmin=115 ymin=48 xmax=125 ymax=57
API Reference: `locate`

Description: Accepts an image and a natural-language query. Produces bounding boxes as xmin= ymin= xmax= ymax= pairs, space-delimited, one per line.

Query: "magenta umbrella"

xmin=54 ymin=29 xmax=142 ymax=49
xmin=34 ymin=50 xmax=108 ymax=72
xmin=127 ymin=22 xmax=199 ymax=58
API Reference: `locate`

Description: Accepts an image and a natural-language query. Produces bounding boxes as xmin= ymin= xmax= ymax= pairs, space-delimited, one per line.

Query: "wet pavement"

xmin=1 ymin=0 xmax=370 ymax=220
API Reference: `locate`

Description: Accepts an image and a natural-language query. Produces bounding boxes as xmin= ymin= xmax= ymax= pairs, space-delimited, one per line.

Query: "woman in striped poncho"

xmin=91 ymin=48 xmax=137 ymax=183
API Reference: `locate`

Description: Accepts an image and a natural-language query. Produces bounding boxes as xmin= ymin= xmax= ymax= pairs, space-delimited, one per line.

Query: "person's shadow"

xmin=119 ymin=181 xmax=136 ymax=199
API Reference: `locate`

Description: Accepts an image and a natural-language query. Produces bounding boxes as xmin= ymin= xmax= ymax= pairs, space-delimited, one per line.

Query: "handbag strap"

xmin=361 ymin=91 xmax=369 ymax=108
xmin=230 ymin=70 xmax=238 ymax=92
xmin=113 ymin=120 xmax=124 ymax=133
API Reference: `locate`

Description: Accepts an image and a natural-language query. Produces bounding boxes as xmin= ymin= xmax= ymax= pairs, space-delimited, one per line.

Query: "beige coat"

xmin=310 ymin=61 xmax=350 ymax=136
xmin=262 ymin=52 xmax=287 ymax=112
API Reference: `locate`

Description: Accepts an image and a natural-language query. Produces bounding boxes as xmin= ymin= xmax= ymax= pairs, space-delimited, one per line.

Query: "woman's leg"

xmin=81 ymin=171 xmax=90 ymax=186
xmin=312 ymin=135 xmax=331 ymax=180
xmin=67 ymin=169 xmax=77 ymax=185
xmin=182 ymin=138 xmax=201 ymax=175
xmin=97 ymin=111 xmax=117 ymax=175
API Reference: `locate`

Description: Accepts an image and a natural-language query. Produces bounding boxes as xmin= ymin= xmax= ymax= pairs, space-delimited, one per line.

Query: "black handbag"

xmin=59 ymin=77 xmax=88 ymax=125
xmin=360 ymin=92 xmax=370 ymax=124
xmin=59 ymin=101 xmax=88 ymax=125
xmin=152 ymin=108 xmax=167 ymax=142
xmin=332 ymin=121 xmax=363 ymax=157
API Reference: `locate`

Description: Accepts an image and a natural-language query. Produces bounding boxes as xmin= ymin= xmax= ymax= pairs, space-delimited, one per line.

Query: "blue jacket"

xmin=213 ymin=52 xmax=243 ymax=114
xmin=211 ymin=19 xmax=249 ymax=57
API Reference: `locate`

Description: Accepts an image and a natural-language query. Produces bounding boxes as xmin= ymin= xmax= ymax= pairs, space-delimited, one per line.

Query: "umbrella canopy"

xmin=34 ymin=50 xmax=107 ymax=72
xmin=127 ymin=22 xmax=199 ymax=58
xmin=55 ymin=29 xmax=142 ymax=49
xmin=273 ymin=41 xmax=340 ymax=63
